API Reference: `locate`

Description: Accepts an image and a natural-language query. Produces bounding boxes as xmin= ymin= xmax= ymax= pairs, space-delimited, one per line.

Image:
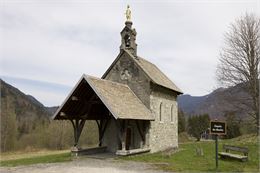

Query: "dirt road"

xmin=0 ymin=156 xmax=169 ymax=173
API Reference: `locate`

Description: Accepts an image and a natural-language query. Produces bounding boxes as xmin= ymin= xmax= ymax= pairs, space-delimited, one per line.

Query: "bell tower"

xmin=120 ymin=5 xmax=137 ymax=56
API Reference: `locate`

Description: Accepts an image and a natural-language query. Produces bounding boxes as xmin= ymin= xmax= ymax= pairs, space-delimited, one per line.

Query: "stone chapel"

xmin=52 ymin=6 xmax=182 ymax=156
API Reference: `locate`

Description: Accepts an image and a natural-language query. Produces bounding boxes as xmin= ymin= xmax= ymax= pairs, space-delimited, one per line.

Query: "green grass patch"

xmin=0 ymin=152 xmax=72 ymax=167
xmin=123 ymin=134 xmax=259 ymax=172
xmin=178 ymin=132 xmax=194 ymax=143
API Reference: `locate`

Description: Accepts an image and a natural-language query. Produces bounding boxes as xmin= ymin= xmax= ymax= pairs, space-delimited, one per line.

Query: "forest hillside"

xmin=0 ymin=79 xmax=98 ymax=152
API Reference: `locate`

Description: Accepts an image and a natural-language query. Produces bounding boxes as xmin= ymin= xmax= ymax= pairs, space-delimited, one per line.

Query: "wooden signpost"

xmin=210 ymin=120 xmax=226 ymax=170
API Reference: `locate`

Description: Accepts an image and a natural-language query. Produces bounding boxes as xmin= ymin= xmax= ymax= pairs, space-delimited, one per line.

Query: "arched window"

xmin=159 ymin=102 xmax=162 ymax=122
xmin=170 ymin=105 xmax=174 ymax=123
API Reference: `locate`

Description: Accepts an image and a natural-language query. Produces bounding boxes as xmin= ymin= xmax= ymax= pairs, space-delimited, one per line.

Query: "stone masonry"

xmin=102 ymin=19 xmax=181 ymax=153
xmin=53 ymin=7 xmax=182 ymax=155
xmin=149 ymin=85 xmax=178 ymax=152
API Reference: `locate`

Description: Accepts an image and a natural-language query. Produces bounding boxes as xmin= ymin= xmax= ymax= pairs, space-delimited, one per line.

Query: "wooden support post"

xmin=96 ymin=120 xmax=103 ymax=147
xmin=100 ymin=119 xmax=109 ymax=146
xmin=70 ymin=119 xmax=86 ymax=148
xmin=96 ymin=120 xmax=102 ymax=146
xmin=96 ymin=118 xmax=110 ymax=147
xmin=135 ymin=120 xmax=145 ymax=148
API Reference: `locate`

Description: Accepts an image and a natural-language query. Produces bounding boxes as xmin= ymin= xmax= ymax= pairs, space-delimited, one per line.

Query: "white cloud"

xmin=0 ymin=0 xmax=259 ymax=105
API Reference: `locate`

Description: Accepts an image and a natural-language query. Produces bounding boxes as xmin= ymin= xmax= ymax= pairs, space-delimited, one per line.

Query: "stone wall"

xmin=102 ymin=119 xmax=119 ymax=153
xmin=102 ymin=119 xmax=150 ymax=152
xmin=103 ymin=52 xmax=179 ymax=153
xmin=149 ymin=85 xmax=178 ymax=152
xmin=104 ymin=52 xmax=150 ymax=108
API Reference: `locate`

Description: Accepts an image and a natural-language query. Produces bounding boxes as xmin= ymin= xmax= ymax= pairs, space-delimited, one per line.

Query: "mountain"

xmin=178 ymin=84 xmax=252 ymax=120
xmin=46 ymin=106 xmax=59 ymax=115
xmin=1 ymin=79 xmax=52 ymax=139
xmin=177 ymin=94 xmax=207 ymax=116
xmin=0 ymin=79 xmax=58 ymax=116
xmin=1 ymin=79 xmax=51 ymax=118
xmin=1 ymin=78 xmax=252 ymax=121
xmin=26 ymin=94 xmax=45 ymax=108
xmin=0 ymin=80 xmax=78 ymax=152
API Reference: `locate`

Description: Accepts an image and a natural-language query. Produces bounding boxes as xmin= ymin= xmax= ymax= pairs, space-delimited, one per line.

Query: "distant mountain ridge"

xmin=1 ymin=79 xmax=252 ymax=122
xmin=46 ymin=106 xmax=59 ymax=115
xmin=177 ymin=94 xmax=207 ymax=115
xmin=1 ymin=79 xmax=58 ymax=117
xmin=26 ymin=94 xmax=45 ymax=108
xmin=2 ymin=80 xmax=43 ymax=108
xmin=0 ymin=79 xmax=55 ymax=131
xmin=178 ymin=84 xmax=251 ymax=120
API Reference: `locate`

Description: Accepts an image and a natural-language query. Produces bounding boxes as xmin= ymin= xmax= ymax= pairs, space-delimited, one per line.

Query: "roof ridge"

xmin=85 ymin=74 xmax=130 ymax=88
xmin=86 ymin=74 xmax=152 ymax=114
xmin=85 ymin=74 xmax=152 ymax=115
xmin=124 ymin=50 xmax=182 ymax=94
xmin=137 ymin=56 xmax=156 ymax=66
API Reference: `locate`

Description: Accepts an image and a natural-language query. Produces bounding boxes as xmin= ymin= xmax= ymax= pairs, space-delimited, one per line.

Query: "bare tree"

xmin=216 ymin=13 xmax=260 ymax=133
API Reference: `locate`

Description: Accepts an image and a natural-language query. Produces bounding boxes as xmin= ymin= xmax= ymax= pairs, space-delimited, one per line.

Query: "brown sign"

xmin=210 ymin=121 xmax=226 ymax=135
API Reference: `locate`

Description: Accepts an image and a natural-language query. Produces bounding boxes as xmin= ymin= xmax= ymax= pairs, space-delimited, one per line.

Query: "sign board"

xmin=210 ymin=121 xmax=226 ymax=135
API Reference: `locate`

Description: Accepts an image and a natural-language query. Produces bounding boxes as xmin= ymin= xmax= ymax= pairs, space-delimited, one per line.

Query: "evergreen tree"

xmin=188 ymin=114 xmax=210 ymax=141
xmin=1 ymin=98 xmax=18 ymax=152
xmin=178 ymin=109 xmax=186 ymax=133
xmin=225 ymin=112 xmax=241 ymax=138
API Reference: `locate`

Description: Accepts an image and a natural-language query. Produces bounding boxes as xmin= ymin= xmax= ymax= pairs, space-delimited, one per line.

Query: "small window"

xmin=159 ymin=102 xmax=162 ymax=122
xmin=170 ymin=105 xmax=174 ymax=123
xmin=124 ymin=35 xmax=131 ymax=47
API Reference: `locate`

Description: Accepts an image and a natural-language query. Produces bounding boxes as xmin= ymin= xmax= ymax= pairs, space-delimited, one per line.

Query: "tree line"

xmin=1 ymin=103 xmax=98 ymax=152
xmin=178 ymin=108 xmax=257 ymax=141
xmin=216 ymin=13 xmax=259 ymax=133
xmin=178 ymin=12 xmax=259 ymax=138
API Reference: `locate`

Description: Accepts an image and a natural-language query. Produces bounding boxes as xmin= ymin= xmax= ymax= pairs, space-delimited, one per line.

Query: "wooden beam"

xmin=60 ymin=112 xmax=66 ymax=116
xmin=71 ymin=96 xmax=102 ymax=104
xmin=60 ymin=112 xmax=68 ymax=118
xmin=69 ymin=119 xmax=77 ymax=147
xmin=135 ymin=120 xmax=145 ymax=142
xmin=71 ymin=96 xmax=78 ymax=101
xmin=70 ymin=119 xmax=86 ymax=148
xmin=98 ymin=118 xmax=110 ymax=146
xmin=85 ymin=100 xmax=102 ymax=104
xmin=77 ymin=94 xmax=96 ymax=118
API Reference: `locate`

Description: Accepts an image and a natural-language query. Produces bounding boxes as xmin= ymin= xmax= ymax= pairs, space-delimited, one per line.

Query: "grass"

xmin=178 ymin=132 xmax=194 ymax=143
xmin=0 ymin=149 xmax=70 ymax=161
xmin=0 ymin=152 xmax=72 ymax=167
xmin=0 ymin=134 xmax=258 ymax=171
xmin=123 ymin=134 xmax=259 ymax=172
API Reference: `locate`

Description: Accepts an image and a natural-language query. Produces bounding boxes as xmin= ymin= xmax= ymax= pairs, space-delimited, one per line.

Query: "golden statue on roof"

xmin=125 ymin=5 xmax=131 ymax=21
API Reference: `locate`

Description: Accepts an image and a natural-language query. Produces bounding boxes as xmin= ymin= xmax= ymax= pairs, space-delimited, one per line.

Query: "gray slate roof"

xmin=131 ymin=53 xmax=182 ymax=93
xmin=53 ymin=75 xmax=154 ymax=120
xmin=103 ymin=49 xmax=182 ymax=94
xmin=87 ymin=75 xmax=154 ymax=120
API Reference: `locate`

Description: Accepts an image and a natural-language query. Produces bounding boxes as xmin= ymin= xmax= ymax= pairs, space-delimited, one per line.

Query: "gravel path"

xmin=0 ymin=156 xmax=170 ymax=173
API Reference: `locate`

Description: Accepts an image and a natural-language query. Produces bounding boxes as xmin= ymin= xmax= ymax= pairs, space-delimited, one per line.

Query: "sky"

xmin=0 ymin=0 xmax=259 ymax=106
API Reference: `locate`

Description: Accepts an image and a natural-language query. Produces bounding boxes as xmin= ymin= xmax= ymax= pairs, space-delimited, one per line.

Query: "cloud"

xmin=0 ymin=0 xmax=259 ymax=105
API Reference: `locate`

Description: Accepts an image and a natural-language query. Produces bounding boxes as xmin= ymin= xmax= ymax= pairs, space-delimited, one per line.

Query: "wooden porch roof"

xmin=52 ymin=75 xmax=154 ymax=121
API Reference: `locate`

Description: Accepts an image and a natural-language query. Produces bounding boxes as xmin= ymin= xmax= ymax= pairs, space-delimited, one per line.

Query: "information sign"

xmin=210 ymin=121 xmax=226 ymax=135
